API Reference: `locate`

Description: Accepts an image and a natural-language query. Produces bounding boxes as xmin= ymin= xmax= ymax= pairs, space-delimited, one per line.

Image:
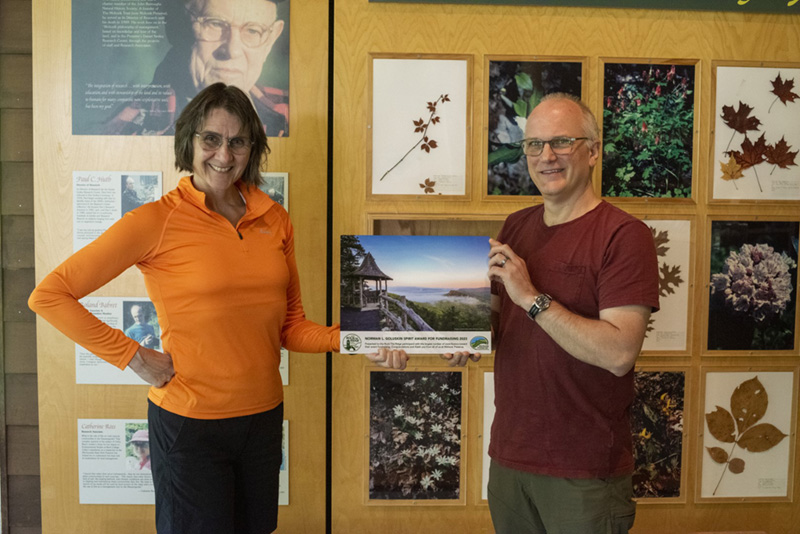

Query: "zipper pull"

xmin=238 ymin=231 xmax=243 ymax=240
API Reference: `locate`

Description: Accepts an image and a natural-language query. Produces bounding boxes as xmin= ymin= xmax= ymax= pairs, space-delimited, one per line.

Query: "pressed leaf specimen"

xmin=705 ymin=376 xmax=788 ymax=496
xmin=379 ymin=94 xmax=449 ymax=182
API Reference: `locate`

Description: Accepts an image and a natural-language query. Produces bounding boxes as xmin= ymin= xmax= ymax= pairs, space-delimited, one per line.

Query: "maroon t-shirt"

xmin=490 ymin=201 xmax=659 ymax=479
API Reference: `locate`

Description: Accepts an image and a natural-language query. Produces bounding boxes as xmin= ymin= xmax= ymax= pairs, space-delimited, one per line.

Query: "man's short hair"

xmin=539 ymin=92 xmax=600 ymax=142
xmin=174 ymin=83 xmax=269 ymax=187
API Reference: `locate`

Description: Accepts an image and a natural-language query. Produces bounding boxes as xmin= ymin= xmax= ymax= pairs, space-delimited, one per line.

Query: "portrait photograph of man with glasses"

xmin=72 ymin=0 xmax=290 ymax=137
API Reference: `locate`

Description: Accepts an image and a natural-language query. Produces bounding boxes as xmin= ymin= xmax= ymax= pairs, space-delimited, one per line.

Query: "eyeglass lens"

xmin=194 ymin=17 xmax=272 ymax=48
xmin=196 ymin=133 xmax=252 ymax=154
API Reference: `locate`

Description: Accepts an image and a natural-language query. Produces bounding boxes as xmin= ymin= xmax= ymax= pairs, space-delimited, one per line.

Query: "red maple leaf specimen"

xmin=768 ymin=73 xmax=799 ymax=112
xmin=728 ymin=134 xmax=768 ymax=192
xmin=419 ymin=178 xmax=436 ymax=194
xmin=764 ymin=136 xmax=798 ymax=174
xmin=720 ymin=101 xmax=761 ymax=151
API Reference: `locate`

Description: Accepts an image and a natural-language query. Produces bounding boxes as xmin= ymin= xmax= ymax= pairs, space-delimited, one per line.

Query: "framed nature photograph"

xmin=712 ymin=63 xmax=800 ymax=201
xmin=698 ymin=367 xmax=797 ymax=502
xmin=601 ymin=60 xmax=696 ymax=199
xmin=640 ymin=218 xmax=693 ymax=353
xmin=340 ymin=235 xmax=492 ymax=354
xmin=485 ymin=56 xmax=584 ymax=197
xmin=369 ymin=55 xmax=471 ymax=198
xmin=706 ymin=219 xmax=799 ymax=353
xmin=259 ymin=172 xmax=289 ymax=211
xmin=366 ymin=369 xmax=466 ymax=504
xmin=631 ymin=368 xmax=687 ymax=502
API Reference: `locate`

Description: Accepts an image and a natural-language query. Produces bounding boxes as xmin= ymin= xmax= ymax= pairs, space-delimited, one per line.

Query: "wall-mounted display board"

xmin=33 ymin=0 xmax=331 ymax=532
xmin=333 ymin=0 xmax=800 ymax=532
xmin=368 ymin=0 xmax=799 ymax=15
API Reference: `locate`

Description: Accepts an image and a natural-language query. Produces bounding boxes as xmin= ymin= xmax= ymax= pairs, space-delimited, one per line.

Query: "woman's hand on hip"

xmin=128 ymin=346 xmax=175 ymax=387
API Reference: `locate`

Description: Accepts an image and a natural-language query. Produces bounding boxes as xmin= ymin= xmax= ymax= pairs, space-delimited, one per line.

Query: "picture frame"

xmin=599 ymin=58 xmax=699 ymax=200
xmin=365 ymin=367 xmax=467 ymax=505
xmin=710 ymin=61 xmax=800 ymax=202
xmin=704 ymin=217 xmax=799 ymax=354
xmin=697 ymin=366 xmax=798 ymax=502
xmin=634 ymin=216 xmax=695 ymax=355
xmin=368 ymin=54 xmax=472 ymax=199
xmin=483 ymin=55 xmax=585 ymax=198
xmin=631 ymin=365 xmax=689 ymax=503
xmin=260 ymin=172 xmax=289 ymax=212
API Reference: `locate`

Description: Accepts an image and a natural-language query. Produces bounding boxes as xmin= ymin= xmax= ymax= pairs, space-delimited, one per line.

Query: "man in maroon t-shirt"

xmin=445 ymin=94 xmax=659 ymax=533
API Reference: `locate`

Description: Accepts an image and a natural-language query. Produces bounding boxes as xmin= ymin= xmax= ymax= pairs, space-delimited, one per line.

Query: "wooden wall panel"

xmin=31 ymin=0 xmax=330 ymax=532
xmin=332 ymin=1 xmax=800 ymax=533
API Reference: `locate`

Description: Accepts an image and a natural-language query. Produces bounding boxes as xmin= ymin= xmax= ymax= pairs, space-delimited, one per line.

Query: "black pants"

xmin=148 ymin=400 xmax=284 ymax=534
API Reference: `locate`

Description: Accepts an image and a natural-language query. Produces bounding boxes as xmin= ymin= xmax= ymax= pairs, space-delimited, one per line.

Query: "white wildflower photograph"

xmin=368 ymin=370 xmax=464 ymax=502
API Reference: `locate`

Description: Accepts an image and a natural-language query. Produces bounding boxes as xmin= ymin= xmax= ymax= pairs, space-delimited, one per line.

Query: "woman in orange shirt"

xmin=30 ymin=82 xmax=406 ymax=533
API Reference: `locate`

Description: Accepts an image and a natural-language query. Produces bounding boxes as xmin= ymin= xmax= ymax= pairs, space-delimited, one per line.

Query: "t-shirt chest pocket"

xmin=536 ymin=260 xmax=586 ymax=308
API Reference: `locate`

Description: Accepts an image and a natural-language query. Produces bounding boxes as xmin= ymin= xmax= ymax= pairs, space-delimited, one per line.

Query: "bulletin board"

xmin=331 ymin=1 xmax=800 ymax=533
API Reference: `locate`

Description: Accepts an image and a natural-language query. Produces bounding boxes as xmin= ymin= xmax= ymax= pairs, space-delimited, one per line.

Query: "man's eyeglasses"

xmin=191 ymin=16 xmax=276 ymax=48
xmin=195 ymin=132 xmax=254 ymax=154
xmin=521 ymin=137 xmax=589 ymax=157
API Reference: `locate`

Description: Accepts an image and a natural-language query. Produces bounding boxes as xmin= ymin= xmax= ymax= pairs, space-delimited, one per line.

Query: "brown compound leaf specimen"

xmin=764 ymin=136 xmax=798 ymax=174
xmin=419 ymin=178 xmax=436 ymax=194
xmin=728 ymin=457 xmax=745 ymax=474
xmin=738 ymin=423 xmax=788 ymax=453
xmin=730 ymin=376 xmax=768 ymax=434
xmin=705 ymin=406 xmax=736 ymax=443
xmin=705 ymin=375 xmax=789 ymax=495
xmin=706 ymin=446 xmax=729 ymax=464
xmin=769 ymin=73 xmax=799 ymax=112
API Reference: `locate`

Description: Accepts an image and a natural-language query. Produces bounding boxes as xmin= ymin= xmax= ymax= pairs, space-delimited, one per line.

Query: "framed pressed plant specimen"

xmin=366 ymin=368 xmax=466 ymax=505
xmin=698 ymin=367 xmax=797 ymax=502
xmin=600 ymin=60 xmax=697 ymax=199
xmin=638 ymin=218 xmax=693 ymax=353
xmin=369 ymin=54 xmax=471 ymax=199
xmin=711 ymin=63 xmax=800 ymax=201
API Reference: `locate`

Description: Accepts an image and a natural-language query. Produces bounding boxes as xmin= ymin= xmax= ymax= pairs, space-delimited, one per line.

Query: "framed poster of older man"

xmin=72 ymin=0 xmax=290 ymax=136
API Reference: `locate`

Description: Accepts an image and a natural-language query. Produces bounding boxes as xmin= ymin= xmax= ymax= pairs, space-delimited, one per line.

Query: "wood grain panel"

xmin=0 ymin=54 xmax=32 ymax=108
xmin=0 ymin=0 xmax=32 ymax=55
xmin=0 ymin=109 xmax=32 ymax=162
xmin=32 ymin=0 xmax=330 ymax=532
xmin=333 ymin=1 xmax=800 ymax=533
xmin=1 ymin=161 xmax=34 ymax=215
xmin=6 ymin=426 xmax=40 ymax=476
xmin=3 ymin=322 xmax=37 ymax=375
xmin=2 ymin=215 xmax=34 ymax=270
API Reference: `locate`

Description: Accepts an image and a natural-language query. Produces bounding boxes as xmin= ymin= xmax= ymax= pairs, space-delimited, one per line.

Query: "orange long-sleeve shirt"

xmin=29 ymin=176 xmax=339 ymax=419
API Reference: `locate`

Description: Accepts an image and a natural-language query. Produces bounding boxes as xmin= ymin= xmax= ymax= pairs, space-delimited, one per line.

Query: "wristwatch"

xmin=526 ymin=293 xmax=552 ymax=321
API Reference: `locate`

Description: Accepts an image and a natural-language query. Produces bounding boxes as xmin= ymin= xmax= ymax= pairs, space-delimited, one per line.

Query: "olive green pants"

xmin=488 ymin=460 xmax=636 ymax=534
